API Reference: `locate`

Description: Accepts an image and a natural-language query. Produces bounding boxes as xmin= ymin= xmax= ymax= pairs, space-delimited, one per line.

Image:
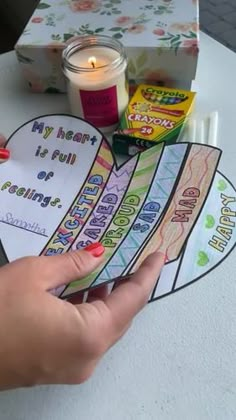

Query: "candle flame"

xmin=88 ymin=56 xmax=96 ymax=68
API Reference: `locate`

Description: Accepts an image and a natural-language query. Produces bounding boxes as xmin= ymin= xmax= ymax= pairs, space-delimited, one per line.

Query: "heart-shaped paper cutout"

xmin=0 ymin=115 xmax=235 ymax=302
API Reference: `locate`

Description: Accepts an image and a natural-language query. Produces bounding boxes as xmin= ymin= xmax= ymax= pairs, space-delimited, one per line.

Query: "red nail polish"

xmin=0 ymin=148 xmax=10 ymax=162
xmin=84 ymin=242 xmax=105 ymax=257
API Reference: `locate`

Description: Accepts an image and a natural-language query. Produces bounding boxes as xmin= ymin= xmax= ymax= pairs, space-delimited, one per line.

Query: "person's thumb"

xmin=39 ymin=242 xmax=105 ymax=290
xmin=1 ymin=242 xmax=105 ymax=291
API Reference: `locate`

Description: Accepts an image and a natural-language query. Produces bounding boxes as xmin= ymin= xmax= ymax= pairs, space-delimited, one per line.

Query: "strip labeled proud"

xmin=61 ymin=144 xmax=163 ymax=297
xmin=92 ymin=143 xmax=189 ymax=286
xmin=70 ymin=155 xmax=138 ymax=251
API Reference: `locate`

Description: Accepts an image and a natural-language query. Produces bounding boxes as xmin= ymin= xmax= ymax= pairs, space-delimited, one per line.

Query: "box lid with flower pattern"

xmin=15 ymin=0 xmax=199 ymax=93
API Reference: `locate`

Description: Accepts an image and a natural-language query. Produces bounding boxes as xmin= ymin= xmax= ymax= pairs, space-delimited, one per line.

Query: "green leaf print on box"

xmin=45 ymin=13 xmax=65 ymax=27
xmin=52 ymin=24 xmax=105 ymax=43
xmin=156 ymin=30 xmax=198 ymax=55
xmin=140 ymin=1 xmax=175 ymax=15
xmin=16 ymin=51 xmax=34 ymax=65
xmin=127 ymin=52 xmax=149 ymax=78
xmin=23 ymin=29 xmax=30 ymax=36
xmin=44 ymin=87 xmax=62 ymax=93
xmin=136 ymin=51 xmax=148 ymax=68
xmin=128 ymin=51 xmax=173 ymax=87
xmin=75 ymin=23 xmax=104 ymax=35
xmin=63 ymin=33 xmax=74 ymax=42
xmin=92 ymin=0 xmax=122 ymax=15
xmin=36 ymin=2 xmax=51 ymax=9
xmin=51 ymin=34 xmax=62 ymax=41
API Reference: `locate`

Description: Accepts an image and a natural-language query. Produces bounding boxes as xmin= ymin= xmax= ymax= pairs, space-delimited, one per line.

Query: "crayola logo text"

xmin=145 ymin=87 xmax=187 ymax=99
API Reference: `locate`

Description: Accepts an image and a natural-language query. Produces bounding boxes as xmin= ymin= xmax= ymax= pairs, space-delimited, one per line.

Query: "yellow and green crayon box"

xmin=113 ymin=84 xmax=196 ymax=155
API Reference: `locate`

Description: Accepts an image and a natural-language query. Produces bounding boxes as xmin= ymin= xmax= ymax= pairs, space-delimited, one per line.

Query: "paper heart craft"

xmin=0 ymin=115 xmax=235 ymax=302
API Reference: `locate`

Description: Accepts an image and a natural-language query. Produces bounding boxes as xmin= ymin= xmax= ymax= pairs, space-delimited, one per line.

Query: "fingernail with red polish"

xmin=0 ymin=148 xmax=10 ymax=163
xmin=84 ymin=242 xmax=105 ymax=257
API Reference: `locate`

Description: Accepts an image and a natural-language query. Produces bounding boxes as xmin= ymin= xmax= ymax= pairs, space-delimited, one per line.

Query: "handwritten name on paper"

xmin=0 ymin=212 xmax=47 ymax=237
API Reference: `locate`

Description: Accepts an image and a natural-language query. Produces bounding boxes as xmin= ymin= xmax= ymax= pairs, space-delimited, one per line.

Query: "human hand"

xmin=0 ymin=243 xmax=165 ymax=390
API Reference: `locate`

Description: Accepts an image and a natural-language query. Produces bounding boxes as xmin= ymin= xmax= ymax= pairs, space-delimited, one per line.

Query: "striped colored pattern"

xmin=130 ymin=144 xmax=221 ymax=271
xmin=41 ymin=140 xmax=113 ymax=256
xmin=95 ymin=143 xmax=188 ymax=284
xmin=61 ymin=143 xmax=163 ymax=297
xmin=70 ymin=154 xmax=138 ymax=251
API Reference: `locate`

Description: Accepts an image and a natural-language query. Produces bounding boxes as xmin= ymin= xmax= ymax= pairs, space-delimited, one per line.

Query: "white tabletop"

xmin=0 ymin=32 xmax=236 ymax=420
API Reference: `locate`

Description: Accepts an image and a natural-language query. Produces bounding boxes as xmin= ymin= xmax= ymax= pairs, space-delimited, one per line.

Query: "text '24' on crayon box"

xmin=112 ymin=84 xmax=196 ymax=156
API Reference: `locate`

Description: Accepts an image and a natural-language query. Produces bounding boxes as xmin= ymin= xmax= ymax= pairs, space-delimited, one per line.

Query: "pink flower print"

xmin=170 ymin=22 xmax=192 ymax=32
xmin=144 ymin=70 xmax=174 ymax=87
xmin=69 ymin=0 xmax=101 ymax=12
xmin=115 ymin=16 xmax=133 ymax=26
xmin=45 ymin=42 xmax=65 ymax=64
xmin=183 ymin=39 xmax=199 ymax=56
xmin=127 ymin=24 xmax=145 ymax=34
xmin=171 ymin=22 xmax=199 ymax=34
xmin=31 ymin=16 xmax=44 ymax=24
xmin=153 ymin=28 xmax=165 ymax=36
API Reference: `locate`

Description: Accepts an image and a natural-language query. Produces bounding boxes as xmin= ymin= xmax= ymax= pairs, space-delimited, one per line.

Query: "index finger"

xmin=105 ymin=251 xmax=165 ymax=333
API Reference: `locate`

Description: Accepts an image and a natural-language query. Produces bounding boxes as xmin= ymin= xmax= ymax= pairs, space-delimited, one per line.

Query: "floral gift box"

xmin=15 ymin=0 xmax=199 ymax=93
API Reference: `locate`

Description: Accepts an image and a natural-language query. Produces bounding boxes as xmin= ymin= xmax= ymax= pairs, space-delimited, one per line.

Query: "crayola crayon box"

xmin=113 ymin=84 xmax=196 ymax=156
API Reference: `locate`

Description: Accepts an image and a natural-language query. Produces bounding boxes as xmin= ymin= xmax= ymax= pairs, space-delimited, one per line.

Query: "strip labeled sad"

xmin=129 ymin=144 xmax=221 ymax=272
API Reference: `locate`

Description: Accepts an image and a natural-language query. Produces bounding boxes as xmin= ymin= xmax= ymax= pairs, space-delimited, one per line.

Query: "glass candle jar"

xmin=62 ymin=35 xmax=129 ymax=134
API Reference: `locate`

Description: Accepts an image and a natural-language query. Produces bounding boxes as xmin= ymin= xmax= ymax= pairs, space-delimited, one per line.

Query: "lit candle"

xmin=62 ymin=36 xmax=129 ymax=134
